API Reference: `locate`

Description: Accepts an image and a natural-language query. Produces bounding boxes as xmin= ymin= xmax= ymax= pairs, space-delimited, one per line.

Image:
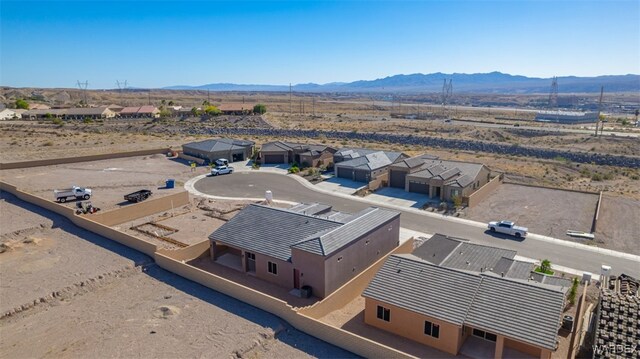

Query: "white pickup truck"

xmin=487 ymin=220 xmax=528 ymax=238
xmin=54 ymin=186 xmax=92 ymax=202
xmin=211 ymin=165 xmax=233 ymax=176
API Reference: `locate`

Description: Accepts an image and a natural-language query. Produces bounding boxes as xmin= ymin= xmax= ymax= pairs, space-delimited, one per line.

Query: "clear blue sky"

xmin=1 ymin=0 xmax=639 ymax=89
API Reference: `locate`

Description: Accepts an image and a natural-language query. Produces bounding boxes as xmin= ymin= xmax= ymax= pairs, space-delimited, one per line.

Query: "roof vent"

xmin=501 ymin=272 xmax=504 ymax=277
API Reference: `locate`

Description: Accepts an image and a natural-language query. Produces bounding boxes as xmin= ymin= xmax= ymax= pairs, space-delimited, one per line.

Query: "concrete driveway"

xmin=315 ymin=176 xmax=366 ymax=195
xmin=366 ymin=187 xmax=431 ymax=209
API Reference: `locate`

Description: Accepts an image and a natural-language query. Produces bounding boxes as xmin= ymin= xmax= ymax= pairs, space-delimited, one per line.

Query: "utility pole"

xmin=148 ymin=91 xmax=151 ymax=105
xmin=312 ymin=97 xmax=315 ymax=117
xmin=208 ymin=89 xmax=210 ymax=104
xmin=289 ymin=83 xmax=292 ymax=116
xmin=595 ymin=86 xmax=604 ymax=137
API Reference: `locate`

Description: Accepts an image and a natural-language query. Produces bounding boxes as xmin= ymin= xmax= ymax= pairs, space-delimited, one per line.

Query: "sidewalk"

xmin=184 ymin=167 xmax=640 ymax=263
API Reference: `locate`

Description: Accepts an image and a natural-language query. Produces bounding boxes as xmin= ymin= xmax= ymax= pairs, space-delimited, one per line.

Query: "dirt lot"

xmin=116 ymin=199 xmax=255 ymax=249
xmin=467 ymin=183 xmax=600 ymax=244
xmin=0 ymin=192 xmax=354 ymax=358
xmin=595 ymin=194 xmax=640 ymax=254
xmin=0 ymin=155 xmax=206 ymax=211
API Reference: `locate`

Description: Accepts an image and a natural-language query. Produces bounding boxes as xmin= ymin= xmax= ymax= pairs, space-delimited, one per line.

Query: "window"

xmin=451 ymin=189 xmax=460 ymax=197
xmin=267 ymin=261 xmax=278 ymax=275
xmin=337 ymin=256 xmax=343 ymax=262
xmin=246 ymin=253 xmax=255 ymax=260
xmin=376 ymin=305 xmax=390 ymax=322
xmin=424 ymin=321 xmax=440 ymax=338
xmin=473 ymin=329 xmax=496 ymax=342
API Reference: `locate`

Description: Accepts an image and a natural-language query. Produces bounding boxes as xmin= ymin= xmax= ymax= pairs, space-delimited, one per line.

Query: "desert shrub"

xmin=83 ymin=117 xmax=93 ymax=124
xmin=591 ymin=173 xmax=603 ymax=181
xmin=568 ymin=277 xmax=579 ymax=305
xmin=42 ymin=141 xmax=54 ymax=146
xmin=52 ymin=118 xmax=64 ymax=126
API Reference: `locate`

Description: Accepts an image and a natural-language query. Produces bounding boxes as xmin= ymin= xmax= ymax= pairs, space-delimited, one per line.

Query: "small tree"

xmin=568 ymin=277 xmax=579 ymax=305
xmin=204 ymin=105 xmax=221 ymax=116
xmin=452 ymin=195 xmax=463 ymax=209
xmin=44 ymin=112 xmax=53 ymax=119
xmin=253 ymin=104 xmax=267 ymax=114
xmin=159 ymin=109 xmax=172 ymax=118
xmin=539 ymin=259 xmax=552 ymax=274
xmin=168 ymin=100 xmax=174 ymax=106
xmin=15 ymin=99 xmax=29 ymax=109
xmin=191 ymin=107 xmax=201 ymax=116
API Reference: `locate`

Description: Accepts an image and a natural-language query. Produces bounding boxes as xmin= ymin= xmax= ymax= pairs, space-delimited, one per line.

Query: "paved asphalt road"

xmin=195 ymin=172 xmax=639 ymax=277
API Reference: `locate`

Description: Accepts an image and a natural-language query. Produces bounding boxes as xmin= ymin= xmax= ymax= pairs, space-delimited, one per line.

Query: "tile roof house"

xmin=363 ymin=253 xmax=566 ymax=358
xmin=333 ymin=149 xmax=408 ymax=183
xmin=388 ymin=154 xmax=492 ymax=202
xmin=118 ymin=106 xmax=160 ymax=118
xmin=208 ymin=203 xmax=400 ymax=298
xmin=218 ymin=103 xmax=256 ymax=115
xmin=260 ymin=141 xmax=336 ymax=167
xmin=182 ymin=138 xmax=255 ymax=163
xmin=0 ymin=109 xmax=19 ymax=120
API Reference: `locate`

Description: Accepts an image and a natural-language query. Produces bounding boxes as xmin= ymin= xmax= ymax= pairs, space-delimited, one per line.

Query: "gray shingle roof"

xmin=412 ymin=233 xmax=517 ymax=273
xmin=441 ymin=242 xmax=517 ymax=272
xmin=364 ymin=254 xmax=565 ymax=350
xmin=336 ymin=151 xmax=394 ymax=171
xmin=336 ymin=148 xmax=405 ymax=163
xmin=209 ymin=204 xmax=341 ymax=261
xmin=412 ymin=234 xmax=464 ymax=265
xmin=210 ymin=204 xmax=399 ymax=261
xmin=183 ymin=138 xmax=254 ymax=153
xmin=288 ymin=203 xmax=332 ymax=216
xmin=465 ymin=273 xmax=565 ymax=350
xmin=363 ymin=254 xmax=482 ymax=326
xmin=292 ymin=207 xmax=399 ymax=256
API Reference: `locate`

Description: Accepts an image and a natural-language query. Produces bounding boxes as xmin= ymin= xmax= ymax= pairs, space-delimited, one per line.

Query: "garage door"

xmin=354 ymin=170 xmax=369 ymax=183
xmin=337 ymin=167 xmax=353 ymax=179
xmin=263 ymin=154 xmax=285 ymax=164
xmin=389 ymin=170 xmax=406 ymax=188
xmin=408 ymin=181 xmax=429 ymax=194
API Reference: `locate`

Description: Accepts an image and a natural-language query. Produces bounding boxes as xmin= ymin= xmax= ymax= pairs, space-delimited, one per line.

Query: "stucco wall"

xmin=503 ymin=337 xmax=543 ymax=357
xmin=89 ymin=191 xmax=190 ymax=226
xmin=323 ymin=216 xmax=400 ymax=296
xmin=364 ymin=297 xmax=463 ymax=356
xmin=300 ymin=237 xmax=415 ymax=320
xmin=253 ymin=253 xmax=294 ymax=289
xmin=291 ymin=249 xmax=326 ymax=297
xmin=464 ymin=174 xmax=503 ymax=208
xmin=0 ymin=148 xmax=171 ymax=170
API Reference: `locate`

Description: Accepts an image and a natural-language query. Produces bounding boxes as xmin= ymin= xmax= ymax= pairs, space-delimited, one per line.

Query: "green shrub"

xmin=52 ymin=118 xmax=64 ymax=126
xmin=591 ymin=173 xmax=603 ymax=181
xmin=568 ymin=277 xmax=579 ymax=305
xmin=83 ymin=117 xmax=93 ymax=124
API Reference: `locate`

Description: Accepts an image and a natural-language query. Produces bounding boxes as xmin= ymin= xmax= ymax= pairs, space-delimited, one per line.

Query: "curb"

xmin=185 ymin=169 xmax=640 ymax=263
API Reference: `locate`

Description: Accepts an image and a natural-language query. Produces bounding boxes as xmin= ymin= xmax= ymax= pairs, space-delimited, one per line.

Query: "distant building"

xmin=0 ymin=109 xmax=19 ymax=120
xmin=182 ymin=138 xmax=255 ymax=163
xmin=535 ymin=111 xmax=599 ymax=124
xmin=22 ymin=107 xmax=116 ymax=120
xmin=209 ymin=203 xmax=400 ymax=298
xmin=260 ymin=141 xmax=336 ymax=167
xmin=218 ymin=103 xmax=256 ymax=115
xmin=118 ymin=106 xmax=160 ymax=118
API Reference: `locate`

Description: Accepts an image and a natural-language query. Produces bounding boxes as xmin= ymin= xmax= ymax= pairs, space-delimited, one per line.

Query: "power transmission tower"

xmin=116 ymin=80 xmax=128 ymax=103
xmin=548 ymin=76 xmax=558 ymax=110
xmin=76 ymin=80 xmax=88 ymax=106
xmin=441 ymin=79 xmax=453 ymax=117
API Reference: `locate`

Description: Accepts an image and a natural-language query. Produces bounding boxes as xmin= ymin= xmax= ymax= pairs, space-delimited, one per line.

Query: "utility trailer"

xmin=124 ymin=189 xmax=152 ymax=203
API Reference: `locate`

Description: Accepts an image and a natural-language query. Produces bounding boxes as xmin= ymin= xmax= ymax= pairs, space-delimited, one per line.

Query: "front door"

xmin=293 ymin=269 xmax=300 ymax=289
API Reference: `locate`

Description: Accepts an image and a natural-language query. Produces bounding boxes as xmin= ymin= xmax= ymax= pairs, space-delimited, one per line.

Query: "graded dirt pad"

xmin=0 ymin=264 xmax=353 ymax=358
xmin=466 ymin=184 xmax=599 ymax=244
xmin=0 ymin=192 xmax=354 ymax=358
xmin=0 ymin=155 xmax=206 ymax=211
xmin=0 ymin=191 xmax=150 ymax=315
xmin=595 ymin=194 xmax=640 ymax=254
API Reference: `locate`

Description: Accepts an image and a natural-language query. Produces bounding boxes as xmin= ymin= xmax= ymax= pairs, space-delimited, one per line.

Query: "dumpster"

xmin=165 ymin=179 xmax=175 ymax=189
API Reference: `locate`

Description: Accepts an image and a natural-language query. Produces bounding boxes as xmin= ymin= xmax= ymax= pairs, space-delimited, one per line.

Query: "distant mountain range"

xmin=163 ymin=72 xmax=640 ymax=93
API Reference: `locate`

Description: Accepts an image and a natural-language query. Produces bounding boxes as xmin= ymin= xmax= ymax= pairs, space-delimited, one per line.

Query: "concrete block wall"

xmin=464 ymin=174 xmax=503 ymax=208
xmin=0 ymin=148 xmax=171 ymax=170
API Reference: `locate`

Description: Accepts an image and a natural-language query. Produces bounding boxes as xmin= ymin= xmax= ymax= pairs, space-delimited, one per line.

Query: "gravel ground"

xmin=467 ymin=184 xmax=599 ymax=244
xmin=0 ymin=155 xmax=208 ymax=211
xmin=595 ymin=194 xmax=640 ymax=254
xmin=0 ymin=191 xmax=355 ymax=358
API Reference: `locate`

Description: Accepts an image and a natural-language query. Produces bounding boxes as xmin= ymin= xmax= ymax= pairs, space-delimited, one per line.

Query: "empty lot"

xmin=0 ymin=155 xmax=205 ymax=211
xmin=0 ymin=192 xmax=354 ymax=358
xmin=467 ymin=184 xmax=599 ymax=244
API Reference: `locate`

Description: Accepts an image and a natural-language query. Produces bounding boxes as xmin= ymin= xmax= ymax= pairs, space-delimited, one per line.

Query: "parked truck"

xmin=54 ymin=186 xmax=92 ymax=203
xmin=211 ymin=165 xmax=233 ymax=176
xmin=487 ymin=220 xmax=528 ymax=238
xmin=124 ymin=189 xmax=152 ymax=203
